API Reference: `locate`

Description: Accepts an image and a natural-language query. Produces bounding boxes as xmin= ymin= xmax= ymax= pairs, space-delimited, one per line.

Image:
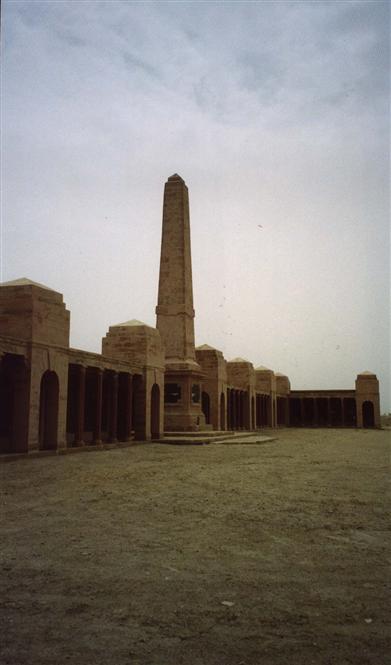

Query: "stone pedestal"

xmin=163 ymin=362 xmax=206 ymax=431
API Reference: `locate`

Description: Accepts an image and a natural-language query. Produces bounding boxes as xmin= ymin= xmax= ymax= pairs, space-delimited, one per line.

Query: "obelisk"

xmin=156 ymin=174 xmax=206 ymax=431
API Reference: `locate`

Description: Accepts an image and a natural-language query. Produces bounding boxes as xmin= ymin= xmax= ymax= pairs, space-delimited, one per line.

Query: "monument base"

xmin=163 ymin=361 xmax=208 ymax=432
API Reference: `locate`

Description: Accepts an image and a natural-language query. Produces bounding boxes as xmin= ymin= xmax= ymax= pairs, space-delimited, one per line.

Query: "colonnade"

xmin=0 ymin=353 xmax=29 ymax=453
xmin=226 ymin=388 xmax=250 ymax=430
xmin=66 ymin=364 xmax=143 ymax=446
xmin=289 ymin=396 xmax=358 ymax=427
xmin=0 ymin=351 xmax=161 ymax=453
xmin=0 ymin=351 xmax=379 ymax=457
xmin=255 ymin=394 xmax=271 ymax=427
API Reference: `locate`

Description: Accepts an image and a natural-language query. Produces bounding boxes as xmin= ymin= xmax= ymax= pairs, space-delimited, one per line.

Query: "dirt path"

xmin=1 ymin=428 xmax=390 ymax=665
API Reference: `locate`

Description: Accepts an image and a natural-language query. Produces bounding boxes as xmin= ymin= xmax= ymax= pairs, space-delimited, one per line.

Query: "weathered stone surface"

xmin=156 ymin=174 xmax=206 ymax=431
xmin=0 ymin=281 xmax=70 ymax=347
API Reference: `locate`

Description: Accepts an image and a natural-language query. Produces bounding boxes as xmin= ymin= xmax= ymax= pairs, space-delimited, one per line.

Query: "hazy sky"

xmin=2 ymin=0 xmax=390 ymax=410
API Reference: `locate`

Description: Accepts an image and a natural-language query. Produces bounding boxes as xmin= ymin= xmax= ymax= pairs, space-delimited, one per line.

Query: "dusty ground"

xmin=1 ymin=428 xmax=390 ymax=665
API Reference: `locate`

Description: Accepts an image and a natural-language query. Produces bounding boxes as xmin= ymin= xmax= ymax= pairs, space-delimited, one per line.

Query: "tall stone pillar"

xmin=124 ymin=373 xmax=133 ymax=441
xmin=109 ymin=372 xmax=119 ymax=443
xmin=75 ymin=365 xmax=86 ymax=446
xmin=93 ymin=368 xmax=103 ymax=445
xmin=156 ymin=174 xmax=206 ymax=431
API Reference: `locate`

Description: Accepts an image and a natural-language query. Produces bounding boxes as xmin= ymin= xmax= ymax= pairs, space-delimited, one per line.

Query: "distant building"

xmin=0 ymin=175 xmax=381 ymax=455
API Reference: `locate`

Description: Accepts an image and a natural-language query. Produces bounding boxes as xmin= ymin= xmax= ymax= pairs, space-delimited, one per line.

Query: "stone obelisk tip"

xmin=167 ymin=173 xmax=185 ymax=183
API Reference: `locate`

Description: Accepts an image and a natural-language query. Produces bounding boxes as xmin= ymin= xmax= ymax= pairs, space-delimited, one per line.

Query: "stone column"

xmin=156 ymin=174 xmax=196 ymax=362
xmin=155 ymin=174 xmax=205 ymax=432
xmin=125 ymin=373 xmax=133 ymax=441
xmin=313 ymin=398 xmax=318 ymax=427
xmin=75 ymin=365 xmax=86 ymax=446
xmin=284 ymin=397 xmax=289 ymax=426
xmin=109 ymin=372 xmax=118 ymax=443
xmin=232 ymin=390 xmax=236 ymax=429
xmin=327 ymin=398 xmax=331 ymax=427
xmin=93 ymin=368 xmax=103 ymax=445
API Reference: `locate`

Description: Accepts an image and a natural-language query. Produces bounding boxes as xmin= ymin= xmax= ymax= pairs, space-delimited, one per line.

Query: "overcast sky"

xmin=2 ymin=0 xmax=390 ymax=410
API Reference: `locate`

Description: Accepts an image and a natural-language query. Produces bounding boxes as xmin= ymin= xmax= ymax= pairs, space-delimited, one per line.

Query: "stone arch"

xmin=201 ymin=391 xmax=211 ymax=425
xmin=362 ymin=400 xmax=375 ymax=428
xmin=0 ymin=354 xmax=29 ymax=453
xmin=39 ymin=370 xmax=59 ymax=450
xmin=151 ymin=383 xmax=160 ymax=439
xmin=220 ymin=392 xmax=226 ymax=430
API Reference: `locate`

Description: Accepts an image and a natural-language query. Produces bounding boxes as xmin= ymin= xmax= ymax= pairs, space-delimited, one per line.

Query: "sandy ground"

xmin=1 ymin=428 xmax=390 ymax=665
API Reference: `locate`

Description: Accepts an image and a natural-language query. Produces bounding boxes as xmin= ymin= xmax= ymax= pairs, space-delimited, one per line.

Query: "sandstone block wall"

xmin=0 ymin=281 xmax=70 ymax=348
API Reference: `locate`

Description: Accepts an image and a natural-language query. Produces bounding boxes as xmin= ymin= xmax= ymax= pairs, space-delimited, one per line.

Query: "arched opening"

xmin=362 ymin=401 xmax=375 ymax=428
xmin=201 ymin=391 xmax=210 ymax=425
xmin=220 ymin=392 xmax=226 ymax=430
xmin=39 ymin=370 xmax=59 ymax=450
xmin=251 ymin=396 xmax=255 ymax=429
xmin=0 ymin=354 xmax=29 ymax=453
xmin=151 ymin=383 xmax=160 ymax=439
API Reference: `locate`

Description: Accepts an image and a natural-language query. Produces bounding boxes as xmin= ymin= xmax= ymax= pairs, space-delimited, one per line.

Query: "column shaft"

xmin=75 ymin=365 xmax=86 ymax=446
xmin=125 ymin=373 xmax=133 ymax=441
xmin=109 ymin=372 xmax=118 ymax=443
xmin=93 ymin=368 xmax=103 ymax=444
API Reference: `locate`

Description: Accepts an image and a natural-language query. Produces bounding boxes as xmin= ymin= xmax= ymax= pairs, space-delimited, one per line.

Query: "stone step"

xmin=164 ymin=430 xmax=235 ymax=439
xmin=157 ymin=430 xmax=274 ymax=446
